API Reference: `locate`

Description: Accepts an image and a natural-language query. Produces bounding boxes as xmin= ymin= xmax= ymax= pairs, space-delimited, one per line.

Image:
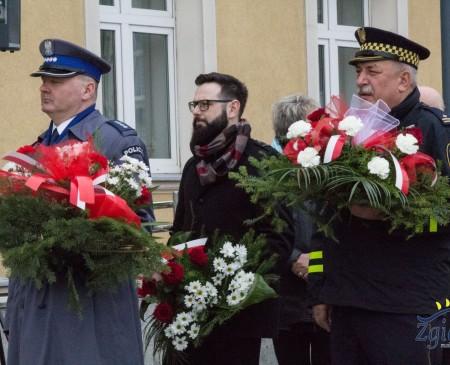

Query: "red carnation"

xmin=137 ymin=277 xmax=157 ymax=298
xmin=135 ymin=186 xmax=152 ymax=206
xmin=307 ymin=107 xmax=330 ymax=122
xmin=89 ymin=152 xmax=109 ymax=171
xmin=16 ymin=145 xmax=36 ymax=155
xmin=188 ymin=246 xmax=208 ymax=267
xmin=283 ymin=138 xmax=307 ymax=163
xmin=153 ymin=302 xmax=174 ymax=323
xmin=162 ymin=261 xmax=185 ymax=285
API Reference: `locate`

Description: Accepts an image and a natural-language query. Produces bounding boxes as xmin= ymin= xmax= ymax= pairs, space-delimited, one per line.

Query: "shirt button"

xmin=198 ymin=198 xmax=204 ymax=204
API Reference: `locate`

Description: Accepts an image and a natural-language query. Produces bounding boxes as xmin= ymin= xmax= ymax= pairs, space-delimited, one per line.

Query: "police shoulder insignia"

xmin=106 ymin=120 xmax=137 ymax=136
xmin=122 ymin=145 xmax=144 ymax=157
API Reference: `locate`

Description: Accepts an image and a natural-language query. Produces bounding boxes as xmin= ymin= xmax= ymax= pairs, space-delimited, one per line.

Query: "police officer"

xmin=5 ymin=39 xmax=151 ymax=365
xmin=309 ymin=27 xmax=450 ymax=365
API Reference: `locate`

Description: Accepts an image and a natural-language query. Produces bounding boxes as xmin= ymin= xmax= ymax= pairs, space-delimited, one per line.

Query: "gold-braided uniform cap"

xmin=349 ymin=27 xmax=430 ymax=69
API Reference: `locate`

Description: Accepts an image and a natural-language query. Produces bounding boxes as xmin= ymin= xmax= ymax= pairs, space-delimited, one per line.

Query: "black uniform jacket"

xmin=308 ymin=88 xmax=450 ymax=315
xmin=172 ymin=138 xmax=294 ymax=337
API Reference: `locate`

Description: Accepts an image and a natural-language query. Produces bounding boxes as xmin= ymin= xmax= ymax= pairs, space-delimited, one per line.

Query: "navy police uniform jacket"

xmin=37 ymin=106 xmax=151 ymax=163
xmin=308 ymin=88 xmax=450 ymax=315
xmin=172 ymin=138 xmax=294 ymax=338
xmin=6 ymin=106 xmax=152 ymax=365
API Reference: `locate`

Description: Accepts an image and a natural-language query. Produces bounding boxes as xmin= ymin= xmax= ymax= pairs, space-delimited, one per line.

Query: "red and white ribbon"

xmin=2 ymin=151 xmax=42 ymax=171
xmin=323 ymin=134 xmax=346 ymax=163
xmin=389 ymin=152 xmax=409 ymax=194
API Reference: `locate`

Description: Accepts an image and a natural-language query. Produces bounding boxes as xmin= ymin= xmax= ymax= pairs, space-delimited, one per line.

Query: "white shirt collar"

xmin=52 ymin=117 xmax=75 ymax=135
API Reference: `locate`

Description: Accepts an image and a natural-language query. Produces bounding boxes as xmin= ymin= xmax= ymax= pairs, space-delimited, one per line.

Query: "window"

xmin=315 ymin=0 xmax=369 ymax=105
xmin=98 ymin=0 xmax=178 ymax=173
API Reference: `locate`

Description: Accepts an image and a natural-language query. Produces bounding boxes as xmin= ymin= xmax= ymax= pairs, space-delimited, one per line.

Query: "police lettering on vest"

xmin=123 ymin=145 xmax=144 ymax=156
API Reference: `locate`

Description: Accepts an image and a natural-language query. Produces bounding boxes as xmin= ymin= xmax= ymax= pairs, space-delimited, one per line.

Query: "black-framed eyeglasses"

xmin=188 ymin=99 xmax=232 ymax=112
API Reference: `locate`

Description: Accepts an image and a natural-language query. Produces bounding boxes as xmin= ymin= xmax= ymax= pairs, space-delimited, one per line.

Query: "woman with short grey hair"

xmin=271 ymin=93 xmax=330 ymax=365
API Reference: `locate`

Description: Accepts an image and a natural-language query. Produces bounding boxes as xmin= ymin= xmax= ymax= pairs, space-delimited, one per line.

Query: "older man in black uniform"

xmin=5 ymin=39 xmax=151 ymax=365
xmin=309 ymin=27 xmax=450 ymax=365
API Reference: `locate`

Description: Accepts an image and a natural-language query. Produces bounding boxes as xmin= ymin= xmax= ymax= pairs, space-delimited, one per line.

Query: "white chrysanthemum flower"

xmin=186 ymin=281 xmax=202 ymax=294
xmin=164 ymin=326 xmax=175 ymax=339
xmin=220 ymin=241 xmax=235 ymax=258
xmin=204 ymin=282 xmax=218 ymax=298
xmin=297 ymin=147 xmax=321 ymax=167
xmin=191 ymin=301 xmax=207 ymax=313
xmin=212 ymin=275 xmax=224 ymax=286
xmin=184 ymin=294 xmax=195 ymax=308
xmin=110 ymin=165 xmax=122 ymax=174
xmin=138 ymin=172 xmax=153 ymax=187
xmin=172 ymin=336 xmax=189 ymax=351
xmin=233 ymin=245 xmax=247 ymax=265
xmin=338 ymin=116 xmax=364 ymax=136
xmin=226 ymin=291 xmax=242 ymax=306
xmin=224 ymin=262 xmax=240 ymax=276
xmin=367 ymin=156 xmax=390 ymax=180
xmin=395 ymin=133 xmax=419 ymax=155
xmin=187 ymin=324 xmax=200 ymax=340
xmin=213 ymin=257 xmax=227 ymax=273
xmin=143 ymin=176 xmax=153 ymax=187
xmin=170 ymin=321 xmax=186 ymax=336
xmin=227 ymin=271 xmax=255 ymax=306
xmin=286 ymin=120 xmax=312 ymax=139
xmin=176 ymin=312 xmax=194 ymax=327
xmin=137 ymin=160 xmax=149 ymax=171
xmin=126 ymin=177 xmax=140 ymax=192
xmin=106 ymin=176 xmax=120 ymax=186
xmin=193 ymin=286 xmax=208 ymax=300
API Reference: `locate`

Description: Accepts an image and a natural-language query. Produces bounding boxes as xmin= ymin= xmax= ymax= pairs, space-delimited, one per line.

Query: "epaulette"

xmin=442 ymin=115 xmax=450 ymax=126
xmin=421 ymin=104 xmax=444 ymax=120
xmin=105 ymin=120 xmax=137 ymax=137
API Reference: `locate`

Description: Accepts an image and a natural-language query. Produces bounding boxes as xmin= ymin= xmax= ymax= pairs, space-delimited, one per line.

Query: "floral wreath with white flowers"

xmin=231 ymin=95 xmax=450 ymax=239
xmin=139 ymin=231 xmax=278 ymax=364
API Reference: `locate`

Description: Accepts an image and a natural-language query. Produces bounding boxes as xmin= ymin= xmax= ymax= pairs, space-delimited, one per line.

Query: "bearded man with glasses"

xmin=172 ymin=72 xmax=294 ymax=365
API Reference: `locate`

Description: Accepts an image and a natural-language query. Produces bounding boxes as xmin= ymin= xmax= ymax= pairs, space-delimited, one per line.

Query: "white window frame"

xmin=306 ymin=0 xmax=409 ymax=105
xmin=86 ymin=0 xmax=218 ymax=178
xmin=97 ymin=0 xmax=179 ymax=174
xmin=317 ymin=0 xmax=369 ymax=105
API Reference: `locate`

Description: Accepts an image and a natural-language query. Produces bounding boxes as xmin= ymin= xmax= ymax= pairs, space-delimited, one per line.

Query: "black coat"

xmin=390 ymin=87 xmax=450 ymax=176
xmin=308 ymin=88 xmax=450 ymax=315
xmin=172 ymin=138 xmax=294 ymax=338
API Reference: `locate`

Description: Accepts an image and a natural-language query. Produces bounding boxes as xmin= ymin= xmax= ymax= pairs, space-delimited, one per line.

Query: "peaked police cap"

xmin=30 ymin=39 xmax=111 ymax=81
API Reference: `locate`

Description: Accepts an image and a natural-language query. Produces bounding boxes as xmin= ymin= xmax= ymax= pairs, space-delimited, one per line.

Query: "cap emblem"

xmin=43 ymin=40 xmax=53 ymax=56
xmin=357 ymin=28 xmax=366 ymax=44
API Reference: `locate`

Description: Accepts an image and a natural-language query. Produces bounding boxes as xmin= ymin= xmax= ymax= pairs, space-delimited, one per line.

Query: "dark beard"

xmin=190 ymin=110 xmax=229 ymax=147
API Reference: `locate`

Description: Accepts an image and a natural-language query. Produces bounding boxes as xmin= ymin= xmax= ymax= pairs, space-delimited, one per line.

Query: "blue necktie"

xmin=48 ymin=129 xmax=59 ymax=145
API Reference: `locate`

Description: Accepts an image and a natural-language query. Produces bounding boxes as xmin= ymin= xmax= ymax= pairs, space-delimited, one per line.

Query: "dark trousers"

xmin=187 ymin=334 xmax=261 ymax=365
xmin=273 ymin=321 xmax=330 ymax=365
xmin=331 ymin=306 xmax=442 ymax=365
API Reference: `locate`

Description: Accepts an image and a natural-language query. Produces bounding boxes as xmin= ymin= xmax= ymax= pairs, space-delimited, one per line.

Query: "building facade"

xmin=0 ymin=0 xmax=443 ymax=202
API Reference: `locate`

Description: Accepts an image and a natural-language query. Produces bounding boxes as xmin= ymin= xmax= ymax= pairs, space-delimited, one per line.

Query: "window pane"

xmin=132 ymin=0 xmax=166 ymax=11
xmin=318 ymin=45 xmax=326 ymax=107
xmin=100 ymin=30 xmax=117 ymax=120
xmin=133 ymin=32 xmax=170 ymax=158
xmin=338 ymin=46 xmax=358 ymax=104
xmin=99 ymin=0 xmax=114 ymax=5
xmin=317 ymin=0 xmax=324 ymax=23
xmin=337 ymin=0 xmax=363 ymax=26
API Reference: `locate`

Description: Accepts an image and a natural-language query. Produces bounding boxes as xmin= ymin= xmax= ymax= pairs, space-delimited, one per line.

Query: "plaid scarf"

xmin=192 ymin=120 xmax=251 ymax=186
